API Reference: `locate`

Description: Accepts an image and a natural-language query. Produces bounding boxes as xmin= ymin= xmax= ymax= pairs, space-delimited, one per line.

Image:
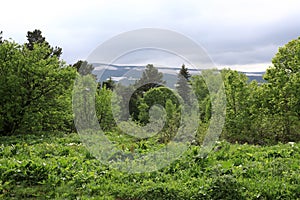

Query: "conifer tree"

xmin=176 ymin=64 xmax=191 ymax=103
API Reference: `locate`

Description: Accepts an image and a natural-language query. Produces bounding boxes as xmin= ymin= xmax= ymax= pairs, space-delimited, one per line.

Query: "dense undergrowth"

xmin=1 ymin=132 xmax=300 ymax=199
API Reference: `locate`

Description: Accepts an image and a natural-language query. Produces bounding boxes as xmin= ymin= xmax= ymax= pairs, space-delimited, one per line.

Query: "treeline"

xmin=0 ymin=30 xmax=299 ymax=145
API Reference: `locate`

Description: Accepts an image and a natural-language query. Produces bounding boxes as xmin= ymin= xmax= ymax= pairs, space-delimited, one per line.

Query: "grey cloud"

xmin=193 ymin=13 xmax=300 ymax=66
xmin=3 ymin=0 xmax=296 ymax=70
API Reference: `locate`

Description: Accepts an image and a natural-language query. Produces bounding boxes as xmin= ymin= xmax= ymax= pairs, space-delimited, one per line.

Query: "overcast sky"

xmin=1 ymin=0 xmax=300 ymax=71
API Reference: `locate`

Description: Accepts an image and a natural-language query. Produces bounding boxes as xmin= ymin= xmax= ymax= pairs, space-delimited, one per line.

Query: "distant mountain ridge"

xmin=92 ymin=63 xmax=265 ymax=85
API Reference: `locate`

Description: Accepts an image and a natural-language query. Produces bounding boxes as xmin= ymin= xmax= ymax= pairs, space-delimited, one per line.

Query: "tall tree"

xmin=137 ymin=87 xmax=181 ymax=143
xmin=137 ymin=87 xmax=180 ymax=124
xmin=129 ymin=64 xmax=165 ymax=119
xmin=176 ymin=64 xmax=191 ymax=103
xmin=263 ymin=37 xmax=300 ymax=142
xmin=0 ymin=39 xmax=76 ymax=134
xmin=134 ymin=64 xmax=165 ymax=92
xmin=221 ymin=69 xmax=252 ymax=143
xmin=26 ymin=29 xmax=62 ymax=58
xmin=191 ymin=74 xmax=210 ymax=122
xmin=95 ymin=86 xmax=119 ymax=131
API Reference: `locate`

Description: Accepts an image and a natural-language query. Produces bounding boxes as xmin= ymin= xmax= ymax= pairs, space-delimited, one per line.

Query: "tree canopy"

xmin=129 ymin=64 xmax=166 ymax=120
xmin=176 ymin=64 xmax=191 ymax=103
xmin=0 ymin=32 xmax=76 ymax=134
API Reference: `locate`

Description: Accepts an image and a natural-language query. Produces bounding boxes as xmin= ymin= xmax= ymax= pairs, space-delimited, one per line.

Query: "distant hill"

xmin=241 ymin=72 xmax=265 ymax=83
xmin=92 ymin=63 xmax=265 ymax=86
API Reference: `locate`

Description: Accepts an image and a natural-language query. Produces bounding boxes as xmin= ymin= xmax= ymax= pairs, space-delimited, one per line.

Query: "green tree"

xmin=95 ymin=86 xmax=119 ymax=131
xmin=137 ymin=87 xmax=180 ymax=124
xmin=176 ymin=64 xmax=191 ymax=103
xmin=263 ymin=37 xmax=300 ymax=142
xmin=246 ymin=80 xmax=280 ymax=145
xmin=136 ymin=87 xmax=181 ymax=143
xmin=130 ymin=64 xmax=165 ymax=120
xmin=162 ymin=99 xmax=181 ymax=143
xmin=115 ymin=84 xmax=135 ymax=121
xmin=191 ymin=69 xmax=226 ymax=145
xmin=221 ymin=69 xmax=252 ymax=143
xmin=134 ymin=64 xmax=165 ymax=91
xmin=137 ymin=100 xmax=150 ymax=124
xmin=0 ymin=39 xmax=76 ymax=134
xmin=191 ymin=75 xmax=210 ymax=122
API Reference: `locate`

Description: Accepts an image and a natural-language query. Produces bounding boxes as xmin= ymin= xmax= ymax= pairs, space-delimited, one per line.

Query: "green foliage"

xmin=191 ymin=75 xmax=210 ymax=122
xmin=214 ymin=37 xmax=300 ymax=144
xmin=221 ymin=69 xmax=253 ymax=143
xmin=137 ymin=100 xmax=150 ymax=123
xmin=115 ymin=84 xmax=135 ymax=121
xmin=1 ymin=30 xmax=300 ymax=199
xmin=190 ymin=57 xmax=299 ymax=145
xmin=130 ymin=64 xmax=166 ymax=120
xmin=0 ymin=40 xmax=76 ymax=134
xmin=162 ymin=99 xmax=181 ymax=143
xmin=72 ymin=74 xmax=98 ymax=130
xmin=263 ymin=37 xmax=300 ymax=142
xmin=141 ymin=87 xmax=180 ymax=114
xmin=136 ymin=87 xmax=181 ymax=143
xmin=1 ymin=133 xmax=300 ymax=199
xmin=176 ymin=64 xmax=191 ymax=103
xmin=95 ymin=86 xmax=120 ymax=131
xmin=191 ymin=70 xmax=226 ymax=145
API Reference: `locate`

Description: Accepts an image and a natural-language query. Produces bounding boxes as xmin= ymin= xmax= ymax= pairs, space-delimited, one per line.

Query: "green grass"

xmin=1 ymin=132 xmax=300 ymax=199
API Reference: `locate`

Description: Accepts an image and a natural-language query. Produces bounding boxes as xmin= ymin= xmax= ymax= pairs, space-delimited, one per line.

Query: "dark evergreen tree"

xmin=26 ymin=29 xmax=46 ymax=50
xmin=72 ymin=60 xmax=94 ymax=76
xmin=176 ymin=64 xmax=191 ymax=103
xmin=102 ymin=77 xmax=115 ymax=90
xmin=0 ymin=31 xmax=3 ymax=44
xmin=26 ymin=29 xmax=62 ymax=58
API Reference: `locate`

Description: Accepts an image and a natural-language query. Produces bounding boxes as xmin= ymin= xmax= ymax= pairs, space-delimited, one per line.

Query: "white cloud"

xmin=111 ymin=76 xmax=126 ymax=81
xmin=94 ymin=66 xmax=118 ymax=70
xmin=218 ymin=62 xmax=271 ymax=72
